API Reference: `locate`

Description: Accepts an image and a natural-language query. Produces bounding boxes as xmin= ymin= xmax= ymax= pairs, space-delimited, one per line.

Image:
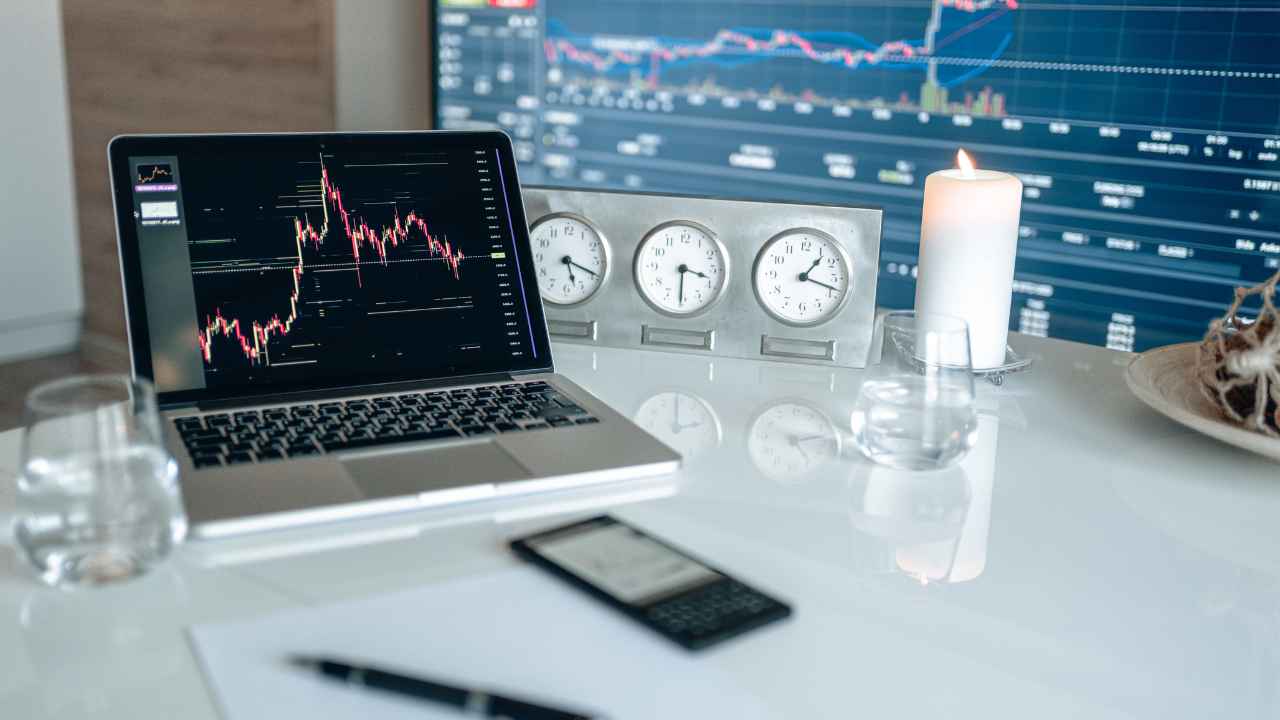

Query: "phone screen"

xmin=524 ymin=519 xmax=722 ymax=606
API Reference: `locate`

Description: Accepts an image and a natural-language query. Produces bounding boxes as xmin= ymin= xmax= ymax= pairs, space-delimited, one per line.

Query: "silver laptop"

xmin=109 ymin=131 xmax=679 ymax=538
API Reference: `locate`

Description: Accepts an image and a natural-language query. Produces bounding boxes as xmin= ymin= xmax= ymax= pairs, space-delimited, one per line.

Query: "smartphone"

xmin=510 ymin=515 xmax=791 ymax=651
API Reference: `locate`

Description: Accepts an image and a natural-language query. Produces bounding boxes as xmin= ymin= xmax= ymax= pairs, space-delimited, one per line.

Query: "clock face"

xmin=633 ymin=391 xmax=722 ymax=459
xmin=752 ymin=229 xmax=852 ymax=326
xmin=530 ymin=213 xmax=609 ymax=306
xmin=633 ymin=221 xmax=728 ymax=317
xmin=747 ymin=402 xmax=841 ymax=482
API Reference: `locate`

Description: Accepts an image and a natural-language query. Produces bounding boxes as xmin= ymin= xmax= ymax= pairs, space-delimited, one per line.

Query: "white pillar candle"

xmin=915 ymin=150 xmax=1022 ymax=369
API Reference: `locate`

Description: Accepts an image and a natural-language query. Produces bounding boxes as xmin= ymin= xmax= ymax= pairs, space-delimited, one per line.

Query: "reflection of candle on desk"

xmin=941 ymin=411 xmax=997 ymax=582
xmin=894 ymin=411 xmax=998 ymax=584
xmin=915 ymin=150 xmax=1022 ymax=369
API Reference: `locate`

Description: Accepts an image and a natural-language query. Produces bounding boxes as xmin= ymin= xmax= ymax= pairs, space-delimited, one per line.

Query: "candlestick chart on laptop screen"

xmin=433 ymin=0 xmax=1280 ymax=351
xmin=123 ymin=139 xmax=544 ymax=397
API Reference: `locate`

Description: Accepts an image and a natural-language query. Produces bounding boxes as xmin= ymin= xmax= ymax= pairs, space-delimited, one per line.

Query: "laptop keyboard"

xmin=172 ymin=381 xmax=598 ymax=469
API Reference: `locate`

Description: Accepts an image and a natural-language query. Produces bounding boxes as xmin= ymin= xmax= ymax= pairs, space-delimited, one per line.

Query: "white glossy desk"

xmin=2 ymin=333 xmax=1279 ymax=719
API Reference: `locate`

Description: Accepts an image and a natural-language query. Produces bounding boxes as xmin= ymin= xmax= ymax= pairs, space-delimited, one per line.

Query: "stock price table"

xmin=436 ymin=0 xmax=1280 ymax=351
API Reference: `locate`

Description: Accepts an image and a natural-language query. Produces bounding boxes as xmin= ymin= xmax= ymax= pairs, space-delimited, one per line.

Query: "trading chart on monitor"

xmin=434 ymin=0 xmax=1280 ymax=351
xmin=128 ymin=145 xmax=538 ymax=393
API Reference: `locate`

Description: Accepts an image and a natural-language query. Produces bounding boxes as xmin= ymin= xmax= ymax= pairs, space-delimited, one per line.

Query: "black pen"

xmin=288 ymin=656 xmax=598 ymax=719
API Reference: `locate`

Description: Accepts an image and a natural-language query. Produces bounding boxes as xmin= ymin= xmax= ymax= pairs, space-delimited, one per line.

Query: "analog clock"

xmin=530 ymin=213 xmax=609 ymax=306
xmin=633 ymin=221 xmax=729 ymax=317
xmin=633 ymin=391 xmax=723 ymax=459
xmin=747 ymin=401 xmax=842 ymax=482
xmin=752 ymin=228 xmax=853 ymax=326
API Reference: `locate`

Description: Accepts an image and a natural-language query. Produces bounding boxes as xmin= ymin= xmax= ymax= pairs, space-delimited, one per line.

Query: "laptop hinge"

xmin=510 ymin=366 xmax=554 ymax=377
xmin=172 ymin=372 xmax=519 ymax=412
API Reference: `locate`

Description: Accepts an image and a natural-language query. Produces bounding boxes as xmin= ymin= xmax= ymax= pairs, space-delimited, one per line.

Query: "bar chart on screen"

xmin=437 ymin=0 xmax=1280 ymax=351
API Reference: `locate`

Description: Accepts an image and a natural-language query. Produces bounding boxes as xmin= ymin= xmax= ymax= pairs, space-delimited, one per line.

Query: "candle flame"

xmin=956 ymin=148 xmax=976 ymax=178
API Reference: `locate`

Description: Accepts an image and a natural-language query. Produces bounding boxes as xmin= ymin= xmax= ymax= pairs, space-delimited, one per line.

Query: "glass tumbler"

xmin=14 ymin=375 xmax=187 ymax=587
xmin=851 ymin=311 xmax=978 ymax=471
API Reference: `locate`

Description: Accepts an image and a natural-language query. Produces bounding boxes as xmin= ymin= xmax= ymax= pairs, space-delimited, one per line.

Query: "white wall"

xmin=333 ymin=0 xmax=431 ymax=131
xmin=0 ymin=1 xmax=83 ymax=361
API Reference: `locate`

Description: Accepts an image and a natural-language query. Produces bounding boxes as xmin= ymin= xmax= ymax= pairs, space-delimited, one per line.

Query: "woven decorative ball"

xmin=1196 ymin=269 xmax=1280 ymax=437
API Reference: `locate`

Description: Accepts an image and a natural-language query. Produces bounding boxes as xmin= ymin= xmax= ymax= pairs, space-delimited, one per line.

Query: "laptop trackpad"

xmin=340 ymin=442 xmax=532 ymax=499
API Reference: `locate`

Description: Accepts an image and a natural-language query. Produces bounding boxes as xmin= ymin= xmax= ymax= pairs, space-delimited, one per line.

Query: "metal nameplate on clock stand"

xmin=522 ymin=187 xmax=883 ymax=368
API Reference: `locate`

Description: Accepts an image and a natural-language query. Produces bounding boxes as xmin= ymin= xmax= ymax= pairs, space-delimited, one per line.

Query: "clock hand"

xmin=797 ymin=251 xmax=823 ymax=282
xmin=560 ymin=255 xmax=576 ymax=284
xmin=793 ymin=434 xmax=829 ymax=444
xmin=678 ymin=264 xmax=709 ymax=278
xmin=676 ymin=264 xmax=710 ymax=307
xmin=668 ymin=395 xmax=700 ymax=433
xmin=567 ymin=259 xmax=598 ymax=277
xmin=787 ymin=435 xmax=811 ymax=463
xmin=804 ymin=277 xmax=840 ymax=294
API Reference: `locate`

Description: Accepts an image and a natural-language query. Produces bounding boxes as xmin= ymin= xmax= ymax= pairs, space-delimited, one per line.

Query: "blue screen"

xmin=434 ymin=0 xmax=1280 ymax=351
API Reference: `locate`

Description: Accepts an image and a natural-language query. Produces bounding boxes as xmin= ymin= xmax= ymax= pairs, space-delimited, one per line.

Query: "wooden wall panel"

xmin=62 ymin=0 xmax=336 ymax=344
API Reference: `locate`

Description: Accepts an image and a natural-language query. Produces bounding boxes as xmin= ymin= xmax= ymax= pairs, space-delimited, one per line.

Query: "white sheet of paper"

xmin=188 ymin=566 xmax=771 ymax=720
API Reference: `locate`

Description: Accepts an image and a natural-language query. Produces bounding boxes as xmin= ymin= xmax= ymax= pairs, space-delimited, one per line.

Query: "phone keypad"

xmin=646 ymin=580 xmax=783 ymax=646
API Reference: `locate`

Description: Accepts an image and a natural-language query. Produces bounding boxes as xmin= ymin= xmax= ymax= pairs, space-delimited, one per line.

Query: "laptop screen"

xmin=110 ymin=132 xmax=551 ymax=405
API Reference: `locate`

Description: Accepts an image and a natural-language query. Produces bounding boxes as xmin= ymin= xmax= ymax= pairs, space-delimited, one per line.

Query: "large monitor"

xmin=432 ymin=0 xmax=1280 ymax=352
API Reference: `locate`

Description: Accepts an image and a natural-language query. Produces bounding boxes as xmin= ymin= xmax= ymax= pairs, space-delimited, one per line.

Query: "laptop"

xmin=109 ymin=131 xmax=679 ymax=538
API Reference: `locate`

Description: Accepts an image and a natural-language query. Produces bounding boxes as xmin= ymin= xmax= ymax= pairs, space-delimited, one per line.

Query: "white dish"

xmin=1125 ymin=342 xmax=1280 ymax=463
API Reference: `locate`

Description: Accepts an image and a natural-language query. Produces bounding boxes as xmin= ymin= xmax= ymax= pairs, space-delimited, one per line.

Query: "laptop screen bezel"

xmin=109 ymin=130 xmax=554 ymax=408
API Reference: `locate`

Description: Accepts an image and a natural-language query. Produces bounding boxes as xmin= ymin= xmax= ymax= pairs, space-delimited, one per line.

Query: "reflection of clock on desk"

xmin=523 ymin=187 xmax=882 ymax=367
xmin=633 ymin=391 xmax=723 ymax=460
xmin=747 ymin=401 xmax=842 ymax=482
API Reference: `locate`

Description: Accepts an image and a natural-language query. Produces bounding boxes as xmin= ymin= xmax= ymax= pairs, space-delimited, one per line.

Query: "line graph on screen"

xmin=196 ymin=157 xmax=470 ymax=368
xmin=543 ymin=0 xmax=1018 ymax=117
xmin=137 ymin=164 xmax=173 ymax=184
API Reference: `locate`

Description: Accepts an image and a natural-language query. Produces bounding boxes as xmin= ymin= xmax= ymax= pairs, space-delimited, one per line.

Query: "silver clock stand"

xmin=522 ymin=186 xmax=884 ymax=369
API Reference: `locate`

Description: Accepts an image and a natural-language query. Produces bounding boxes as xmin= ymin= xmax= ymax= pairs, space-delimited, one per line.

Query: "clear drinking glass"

xmin=14 ymin=375 xmax=187 ymax=587
xmin=851 ymin=311 xmax=978 ymax=471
